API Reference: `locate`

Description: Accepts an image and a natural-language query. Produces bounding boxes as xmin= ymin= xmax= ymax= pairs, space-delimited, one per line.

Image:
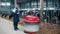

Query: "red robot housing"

xmin=24 ymin=15 xmax=40 ymax=34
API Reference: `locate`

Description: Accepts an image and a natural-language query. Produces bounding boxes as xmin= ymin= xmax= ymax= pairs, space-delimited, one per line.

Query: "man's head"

xmin=34 ymin=8 xmax=38 ymax=12
xmin=16 ymin=5 xmax=19 ymax=8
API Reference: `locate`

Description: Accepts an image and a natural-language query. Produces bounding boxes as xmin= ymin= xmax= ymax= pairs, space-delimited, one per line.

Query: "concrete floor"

xmin=0 ymin=16 xmax=60 ymax=34
xmin=0 ymin=17 xmax=26 ymax=34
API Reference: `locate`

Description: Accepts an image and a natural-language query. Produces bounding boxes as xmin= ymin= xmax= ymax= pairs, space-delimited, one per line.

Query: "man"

xmin=12 ymin=5 xmax=20 ymax=31
xmin=34 ymin=8 xmax=40 ymax=19
xmin=34 ymin=8 xmax=40 ymax=23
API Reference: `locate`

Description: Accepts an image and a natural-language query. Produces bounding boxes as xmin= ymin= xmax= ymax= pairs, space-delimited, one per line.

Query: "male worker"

xmin=34 ymin=8 xmax=40 ymax=19
xmin=12 ymin=5 xmax=20 ymax=31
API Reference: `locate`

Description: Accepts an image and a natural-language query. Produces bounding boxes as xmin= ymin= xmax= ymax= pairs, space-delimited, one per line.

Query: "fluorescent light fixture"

xmin=44 ymin=8 xmax=46 ymax=10
xmin=6 ymin=2 xmax=10 ymax=6
xmin=49 ymin=8 xmax=55 ymax=10
xmin=1 ymin=3 xmax=5 ymax=6
xmin=21 ymin=9 xmax=27 ymax=10
xmin=31 ymin=2 xmax=37 ymax=5
xmin=0 ymin=2 xmax=10 ymax=6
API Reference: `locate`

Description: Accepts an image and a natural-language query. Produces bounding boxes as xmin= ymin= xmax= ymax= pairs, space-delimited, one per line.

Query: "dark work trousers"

xmin=13 ymin=14 xmax=19 ymax=30
xmin=13 ymin=22 xmax=18 ymax=30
